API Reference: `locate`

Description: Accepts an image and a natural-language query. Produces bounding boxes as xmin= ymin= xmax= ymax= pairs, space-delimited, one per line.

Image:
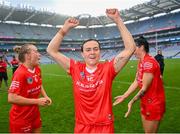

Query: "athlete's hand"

xmin=124 ymin=100 xmax=133 ymax=118
xmin=113 ymin=95 xmax=126 ymax=106
xmin=37 ymin=97 xmax=50 ymax=106
xmin=106 ymin=8 xmax=121 ymax=24
xmin=62 ymin=17 xmax=79 ymax=33
xmin=45 ymin=96 xmax=52 ymax=106
xmin=13 ymin=45 xmax=21 ymax=52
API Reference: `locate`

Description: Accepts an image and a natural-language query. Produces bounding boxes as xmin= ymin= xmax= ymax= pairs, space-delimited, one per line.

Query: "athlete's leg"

xmin=141 ymin=114 xmax=160 ymax=133
xmin=33 ymin=127 xmax=41 ymax=133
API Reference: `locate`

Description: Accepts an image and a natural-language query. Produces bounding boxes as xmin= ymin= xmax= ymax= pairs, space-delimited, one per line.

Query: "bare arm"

xmin=47 ymin=18 xmax=79 ymax=73
xmin=41 ymin=85 xmax=52 ymax=105
xmin=8 ymin=93 xmax=49 ymax=106
xmin=125 ymin=72 xmax=154 ymax=117
xmin=129 ymin=73 xmax=153 ymax=104
xmin=106 ymin=9 xmax=136 ymax=73
xmin=113 ymin=79 xmax=138 ymax=106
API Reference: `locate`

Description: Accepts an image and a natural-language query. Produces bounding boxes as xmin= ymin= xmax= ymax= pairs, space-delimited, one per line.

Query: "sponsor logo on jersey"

xmin=144 ymin=62 xmax=153 ymax=70
xmin=76 ymin=80 xmax=104 ymax=92
xmin=27 ymin=85 xmax=41 ymax=94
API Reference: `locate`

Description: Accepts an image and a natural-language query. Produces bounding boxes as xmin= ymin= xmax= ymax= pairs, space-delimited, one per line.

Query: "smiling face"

xmin=81 ymin=40 xmax=100 ymax=69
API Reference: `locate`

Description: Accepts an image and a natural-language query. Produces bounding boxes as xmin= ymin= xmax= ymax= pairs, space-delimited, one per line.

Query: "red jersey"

xmin=9 ymin=64 xmax=42 ymax=123
xmin=136 ymin=54 xmax=165 ymax=105
xmin=11 ymin=59 xmax=19 ymax=67
xmin=69 ymin=59 xmax=117 ymax=125
xmin=0 ymin=61 xmax=7 ymax=72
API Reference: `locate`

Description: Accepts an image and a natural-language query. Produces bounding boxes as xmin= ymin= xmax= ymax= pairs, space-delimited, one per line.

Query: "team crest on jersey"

xmin=80 ymin=72 xmax=85 ymax=79
xmin=27 ymin=77 xmax=33 ymax=84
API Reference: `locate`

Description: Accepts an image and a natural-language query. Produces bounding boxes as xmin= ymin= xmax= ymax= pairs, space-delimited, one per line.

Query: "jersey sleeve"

xmin=8 ymin=73 xmax=23 ymax=95
xmin=143 ymin=60 xmax=156 ymax=74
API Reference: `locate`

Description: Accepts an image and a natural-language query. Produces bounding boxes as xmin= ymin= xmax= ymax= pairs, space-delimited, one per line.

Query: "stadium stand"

xmin=0 ymin=0 xmax=180 ymax=63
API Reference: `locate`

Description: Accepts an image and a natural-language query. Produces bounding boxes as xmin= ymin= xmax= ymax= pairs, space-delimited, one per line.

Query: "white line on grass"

xmin=113 ymin=80 xmax=180 ymax=90
xmin=44 ymin=73 xmax=70 ymax=77
xmin=44 ymin=73 xmax=180 ymax=90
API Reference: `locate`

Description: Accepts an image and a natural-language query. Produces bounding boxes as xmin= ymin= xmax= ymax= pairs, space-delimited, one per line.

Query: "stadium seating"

xmin=0 ymin=12 xmax=180 ymax=63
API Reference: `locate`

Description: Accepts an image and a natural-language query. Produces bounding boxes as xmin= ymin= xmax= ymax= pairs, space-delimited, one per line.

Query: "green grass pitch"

xmin=0 ymin=58 xmax=180 ymax=132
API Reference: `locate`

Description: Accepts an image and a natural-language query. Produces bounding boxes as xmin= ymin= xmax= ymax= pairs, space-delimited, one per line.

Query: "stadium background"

xmin=0 ymin=0 xmax=180 ymax=132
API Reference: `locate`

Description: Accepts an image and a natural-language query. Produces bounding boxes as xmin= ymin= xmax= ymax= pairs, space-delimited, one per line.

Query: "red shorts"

xmin=141 ymin=102 xmax=165 ymax=121
xmin=9 ymin=116 xmax=42 ymax=133
xmin=74 ymin=122 xmax=114 ymax=133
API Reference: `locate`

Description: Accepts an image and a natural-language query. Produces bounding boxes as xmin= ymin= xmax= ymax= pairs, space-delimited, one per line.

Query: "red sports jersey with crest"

xmin=69 ymin=59 xmax=117 ymax=126
xmin=0 ymin=60 xmax=7 ymax=72
xmin=9 ymin=64 xmax=42 ymax=123
xmin=136 ymin=54 xmax=165 ymax=106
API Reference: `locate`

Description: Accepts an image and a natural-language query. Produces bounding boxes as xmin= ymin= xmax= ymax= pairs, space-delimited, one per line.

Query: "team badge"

xmin=27 ymin=77 xmax=33 ymax=84
xmin=80 ymin=72 xmax=85 ymax=79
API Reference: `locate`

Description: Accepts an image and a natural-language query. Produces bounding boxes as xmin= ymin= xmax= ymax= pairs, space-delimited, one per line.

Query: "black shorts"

xmin=0 ymin=72 xmax=8 ymax=81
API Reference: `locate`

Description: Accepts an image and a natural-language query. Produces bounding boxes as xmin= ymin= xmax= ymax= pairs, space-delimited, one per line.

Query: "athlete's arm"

xmin=8 ymin=93 xmax=49 ymax=106
xmin=113 ymin=79 xmax=138 ymax=106
xmin=125 ymin=72 xmax=154 ymax=117
xmin=47 ymin=18 xmax=79 ymax=73
xmin=41 ymin=85 xmax=52 ymax=105
xmin=106 ymin=8 xmax=136 ymax=73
